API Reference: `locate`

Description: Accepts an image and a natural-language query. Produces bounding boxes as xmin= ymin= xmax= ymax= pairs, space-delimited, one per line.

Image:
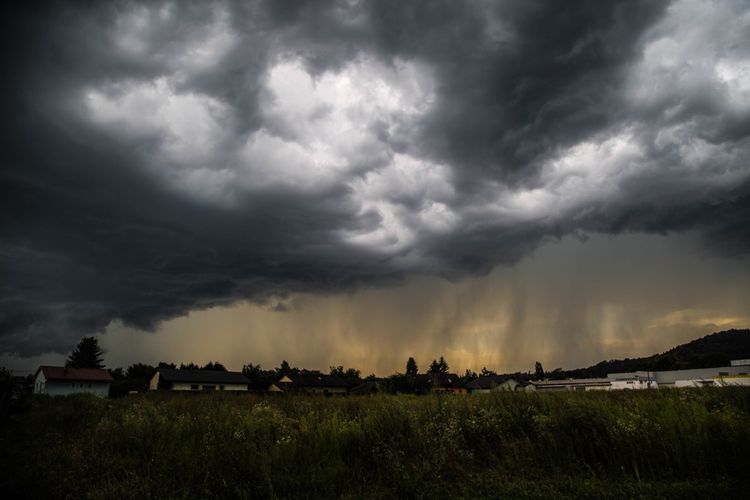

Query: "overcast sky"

xmin=2 ymin=0 xmax=749 ymax=374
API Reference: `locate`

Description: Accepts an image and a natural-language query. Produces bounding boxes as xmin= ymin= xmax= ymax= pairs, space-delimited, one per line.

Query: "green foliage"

xmin=330 ymin=365 xmax=361 ymax=384
xmin=406 ymin=357 xmax=418 ymax=377
xmin=65 ymin=336 xmax=105 ymax=369
xmin=534 ymin=361 xmax=544 ymax=380
xmin=429 ymin=356 xmax=449 ymax=374
xmin=2 ymin=389 xmax=749 ymax=499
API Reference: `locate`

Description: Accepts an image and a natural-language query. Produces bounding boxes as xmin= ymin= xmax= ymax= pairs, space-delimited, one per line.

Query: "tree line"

xmin=49 ymin=337 xmax=546 ymax=396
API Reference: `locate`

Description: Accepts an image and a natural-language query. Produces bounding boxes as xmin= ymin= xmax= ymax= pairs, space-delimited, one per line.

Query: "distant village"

xmin=7 ymin=335 xmax=750 ymax=399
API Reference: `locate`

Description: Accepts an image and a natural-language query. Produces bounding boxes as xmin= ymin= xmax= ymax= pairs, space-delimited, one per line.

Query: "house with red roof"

xmin=33 ymin=366 xmax=113 ymax=397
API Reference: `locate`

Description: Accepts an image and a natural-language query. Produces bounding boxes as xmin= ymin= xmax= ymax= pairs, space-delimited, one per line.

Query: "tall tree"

xmin=277 ymin=360 xmax=293 ymax=375
xmin=428 ymin=357 xmax=449 ymax=374
xmin=534 ymin=361 xmax=545 ymax=381
xmin=429 ymin=359 xmax=440 ymax=373
xmin=65 ymin=337 xmax=104 ymax=369
xmin=406 ymin=357 xmax=418 ymax=377
xmin=438 ymin=356 xmax=449 ymax=373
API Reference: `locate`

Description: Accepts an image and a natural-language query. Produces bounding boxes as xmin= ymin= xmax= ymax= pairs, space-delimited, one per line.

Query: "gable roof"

xmin=156 ymin=369 xmax=250 ymax=385
xmin=37 ymin=366 xmax=113 ymax=382
xmin=281 ymin=373 xmax=349 ymax=388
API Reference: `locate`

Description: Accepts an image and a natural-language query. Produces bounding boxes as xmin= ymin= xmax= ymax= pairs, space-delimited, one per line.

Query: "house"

xmin=268 ymin=373 xmax=349 ymax=395
xmin=33 ymin=366 xmax=112 ymax=397
xmin=528 ymin=378 xmax=611 ymax=391
xmin=149 ymin=369 xmax=250 ymax=391
xmin=466 ymin=376 xmax=520 ymax=393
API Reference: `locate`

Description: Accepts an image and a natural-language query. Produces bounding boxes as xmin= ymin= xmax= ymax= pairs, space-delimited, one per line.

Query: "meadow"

xmin=1 ymin=389 xmax=748 ymax=499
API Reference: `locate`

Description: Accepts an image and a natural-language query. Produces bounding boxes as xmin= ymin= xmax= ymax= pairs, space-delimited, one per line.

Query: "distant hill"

xmin=547 ymin=329 xmax=750 ymax=380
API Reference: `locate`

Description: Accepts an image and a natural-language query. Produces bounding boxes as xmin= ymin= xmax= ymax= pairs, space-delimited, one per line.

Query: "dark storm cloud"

xmin=2 ymin=0 xmax=749 ymax=355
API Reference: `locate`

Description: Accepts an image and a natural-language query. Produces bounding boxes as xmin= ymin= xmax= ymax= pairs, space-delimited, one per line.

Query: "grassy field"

xmin=1 ymin=389 xmax=749 ymax=499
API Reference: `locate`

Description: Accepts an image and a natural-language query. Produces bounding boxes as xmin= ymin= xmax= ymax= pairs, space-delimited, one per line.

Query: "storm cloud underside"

xmin=2 ymin=0 xmax=750 ymax=356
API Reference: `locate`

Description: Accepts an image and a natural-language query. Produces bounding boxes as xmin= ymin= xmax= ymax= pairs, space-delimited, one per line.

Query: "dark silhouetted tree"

xmin=277 ymin=360 xmax=293 ymax=375
xmin=461 ymin=369 xmax=478 ymax=383
xmin=429 ymin=356 xmax=449 ymax=373
xmin=330 ymin=365 xmax=361 ymax=384
xmin=126 ymin=363 xmax=155 ymax=379
xmin=242 ymin=363 xmax=263 ymax=380
xmin=180 ymin=362 xmax=199 ymax=370
xmin=66 ymin=337 xmax=104 ymax=369
xmin=534 ymin=361 xmax=545 ymax=381
xmin=406 ymin=357 xmax=418 ymax=377
xmin=202 ymin=361 xmax=226 ymax=371
xmin=480 ymin=366 xmax=497 ymax=377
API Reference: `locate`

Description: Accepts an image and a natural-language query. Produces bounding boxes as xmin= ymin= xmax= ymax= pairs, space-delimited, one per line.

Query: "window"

xmin=191 ymin=385 xmax=199 ymax=390
xmin=88 ymin=383 xmax=92 ymax=388
xmin=219 ymin=385 xmax=225 ymax=390
xmin=72 ymin=383 xmax=75 ymax=388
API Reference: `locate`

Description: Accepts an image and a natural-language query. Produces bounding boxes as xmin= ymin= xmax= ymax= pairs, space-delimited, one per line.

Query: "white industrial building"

xmin=609 ymin=363 xmax=750 ymax=389
xmin=527 ymin=378 xmax=611 ymax=391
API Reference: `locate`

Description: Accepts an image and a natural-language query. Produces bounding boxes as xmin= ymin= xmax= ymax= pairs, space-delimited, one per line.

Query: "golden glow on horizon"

xmin=3 ymin=233 xmax=748 ymax=375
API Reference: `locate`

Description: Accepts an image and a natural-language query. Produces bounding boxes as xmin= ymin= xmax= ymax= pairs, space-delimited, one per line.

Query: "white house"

xmin=33 ymin=366 xmax=112 ymax=397
xmin=149 ymin=368 xmax=250 ymax=391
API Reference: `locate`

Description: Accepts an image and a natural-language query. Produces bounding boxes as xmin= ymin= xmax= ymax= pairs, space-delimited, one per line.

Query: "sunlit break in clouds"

xmin=2 ymin=0 xmax=749 ymax=373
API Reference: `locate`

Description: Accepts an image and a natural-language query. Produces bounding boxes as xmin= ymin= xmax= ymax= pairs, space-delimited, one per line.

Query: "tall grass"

xmin=1 ymin=389 xmax=748 ymax=499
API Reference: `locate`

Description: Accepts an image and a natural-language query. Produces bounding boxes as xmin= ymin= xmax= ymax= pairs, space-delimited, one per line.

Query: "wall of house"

xmin=33 ymin=371 xmax=46 ymax=395
xmin=169 ymin=382 xmax=248 ymax=391
xmin=148 ymin=371 xmax=159 ymax=391
xmin=40 ymin=380 xmax=110 ymax=397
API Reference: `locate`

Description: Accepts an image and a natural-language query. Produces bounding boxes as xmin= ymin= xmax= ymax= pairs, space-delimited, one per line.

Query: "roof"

xmin=281 ymin=373 xmax=350 ymax=388
xmin=156 ymin=369 xmax=250 ymax=385
xmin=37 ymin=366 xmax=113 ymax=382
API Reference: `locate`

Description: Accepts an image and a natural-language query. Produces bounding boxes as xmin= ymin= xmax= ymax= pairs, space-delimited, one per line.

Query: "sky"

xmin=2 ymin=0 xmax=749 ymax=375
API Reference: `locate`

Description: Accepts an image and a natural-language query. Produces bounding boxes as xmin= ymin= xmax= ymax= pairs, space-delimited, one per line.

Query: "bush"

xmin=1 ymin=389 xmax=749 ymax=498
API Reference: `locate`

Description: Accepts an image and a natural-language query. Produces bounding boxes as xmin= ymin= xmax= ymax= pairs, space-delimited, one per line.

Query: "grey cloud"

xmin=2 ymin=0 xmax=750 ymax=356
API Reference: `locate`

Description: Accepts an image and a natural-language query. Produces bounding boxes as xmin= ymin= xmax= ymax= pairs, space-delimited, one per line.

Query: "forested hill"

xmin=549 ymin=329 xmax=750 ymax=380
